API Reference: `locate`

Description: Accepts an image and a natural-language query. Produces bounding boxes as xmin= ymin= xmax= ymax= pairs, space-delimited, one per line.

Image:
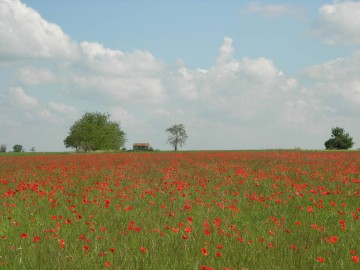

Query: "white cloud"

xmin=244 ymin=2 xmax=306 ymax=19
xmin=110 ymin=107 xmax=136 ymax=126
xmin=19 ymin=68 xmax=56 ymax=85
xmin=80 ymin=41 xmax=163 ymax=76
xmin=48 ymin=102 xmax=77 ymax=115
xmin=303 ymin=49 xmax=360 ymax=105
xmin=72 ymin=75 xmax=166 ymax=103
xmin=311 ymin=0 xmax=360 ymax=45
xmin=217 ymin=37 xmax=234 ymax=63
xmin=8 ymin=87 xmax=38 ymax=108
xmin=0 ymin=0 xmax=78 ymax=59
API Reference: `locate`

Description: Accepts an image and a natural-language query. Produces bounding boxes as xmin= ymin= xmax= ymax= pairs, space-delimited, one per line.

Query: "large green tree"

xmin=13 ymin=144 xmax=23 ymax=152
xmin=166 ymin=124 xmax=188 ymax=151
xmin=324 ymin=127 xmax=354 ymax=150
xmin=64 ymin=112 xmax=126 ymax=152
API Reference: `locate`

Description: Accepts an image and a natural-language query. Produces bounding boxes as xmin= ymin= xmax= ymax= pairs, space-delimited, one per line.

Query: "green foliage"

xmin=13 ymin=144 xmax=23 ymax=152
xmin=64 ymin=112 xmax=126 ymax=152
xmin=0 ymin=144 xmax=6 ymax=152
xmin=166 ymin=123 xmax=188 ymax=151
xmin=324 ymin=127 xmax=354 ymax=150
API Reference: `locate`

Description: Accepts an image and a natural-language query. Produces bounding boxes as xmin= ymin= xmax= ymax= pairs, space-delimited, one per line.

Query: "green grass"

xmin=0 ymin=151 xmax=359 ymax=269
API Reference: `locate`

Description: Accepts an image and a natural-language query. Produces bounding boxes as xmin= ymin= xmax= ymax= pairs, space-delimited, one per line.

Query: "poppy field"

xmin=1 ymin=151 xmax=359 ymax=269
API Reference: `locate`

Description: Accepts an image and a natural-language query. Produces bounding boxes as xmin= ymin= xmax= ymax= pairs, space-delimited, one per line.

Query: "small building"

xmin=133 ymin=143 xmax=150 ymax=151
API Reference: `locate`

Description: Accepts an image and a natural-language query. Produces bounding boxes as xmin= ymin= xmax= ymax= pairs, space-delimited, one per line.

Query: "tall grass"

xmin=0 ymin=151 xmax=359 ymax=269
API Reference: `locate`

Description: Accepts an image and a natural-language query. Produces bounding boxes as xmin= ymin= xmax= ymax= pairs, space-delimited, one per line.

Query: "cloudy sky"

xmin=1 ymin=0 xmax=359 ymax=151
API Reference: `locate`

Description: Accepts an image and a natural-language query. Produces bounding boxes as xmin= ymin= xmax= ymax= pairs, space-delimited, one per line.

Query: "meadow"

xmin=0 ymin=151 xmax=359 ymax=269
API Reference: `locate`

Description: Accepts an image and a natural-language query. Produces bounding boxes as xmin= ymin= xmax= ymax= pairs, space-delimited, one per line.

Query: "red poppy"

xmin=352 ymin=256 xmax=359 ymax=263
xmin=32 ymin=236 xmax=40 ymax=243
xmin=140 ymin=246 xmax=147 ymax=253
xmin=329 ymin=236 xmax=339 ymax=244
xmin=105 ymin=261 xmax=111 ymax=267
xmin=201 ymin=247 xmax=208 ymax=256
xmin=20 ymin=233 xmax=28 ymax=239
xmin=316 ymin=257 xmax=325 ymax=263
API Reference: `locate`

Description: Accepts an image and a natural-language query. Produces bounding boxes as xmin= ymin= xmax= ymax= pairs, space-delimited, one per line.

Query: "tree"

xmin=166 ymin=124 xmax=188 ymax=151
xmin=0 ymin=144 xmax=6 ymax=152
xmin=324 ymin=127 xmax=354 ymax=150
xmin=13 ymin=144 xmax=23 ymax=152
xmin=64 ymin=112 xmax=126 ymax=152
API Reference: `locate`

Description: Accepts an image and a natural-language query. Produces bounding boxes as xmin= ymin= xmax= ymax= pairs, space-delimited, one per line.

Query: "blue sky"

xmin=1 ymin=0 xmax=360 ymax=151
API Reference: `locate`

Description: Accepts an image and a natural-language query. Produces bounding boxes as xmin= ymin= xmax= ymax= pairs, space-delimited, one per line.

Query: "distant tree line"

xmin=0 ymin=144 xmax=36 ymax=153
xmin=1 ymin=113 xmax=356 ymax=153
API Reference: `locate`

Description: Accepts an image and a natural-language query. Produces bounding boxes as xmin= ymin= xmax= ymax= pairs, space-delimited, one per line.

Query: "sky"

xmin=1 ymin=0 xmax=360 ymax=152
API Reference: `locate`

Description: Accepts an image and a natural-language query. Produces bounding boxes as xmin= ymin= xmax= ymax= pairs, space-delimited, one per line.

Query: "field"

xmin=0 ymin=151 xmax=359 ymax=269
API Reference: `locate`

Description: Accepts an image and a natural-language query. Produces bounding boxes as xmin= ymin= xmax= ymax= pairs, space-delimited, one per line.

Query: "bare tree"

xmin=166 ymin=124 xmax=188 ymax=151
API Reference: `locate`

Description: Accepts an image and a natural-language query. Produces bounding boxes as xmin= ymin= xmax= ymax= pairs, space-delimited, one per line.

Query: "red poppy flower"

xmin=20 ymin=233 xmax=28 ymax=239
xmin=352 ymin=256 xmax=359 ymax=263
xmin=32 ymin=236 xmax=40 ymax=243
xmin=140 ymin=246 xmax=147 ymax=253
xmin=329 ymin=236 xmax=339 ymax=244
xmin=201 ymin=247 xmax=208 ymax=256
xmin=316 ymin=257 xmax=325 ymax=263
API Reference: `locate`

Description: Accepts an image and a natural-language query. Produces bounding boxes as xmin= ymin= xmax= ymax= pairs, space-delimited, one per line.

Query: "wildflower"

xmin=329 ymin=236 xmax=339 ymax=244
xmin=214 ymin=217 xmax=221 ymax=227
xmin=140 ymin=246 xmax=147 ymax=253
xmin=187 ymin=216 xmax=193 ymax=224
xmin=201 ymin=247 xmax=208 ymax=256
xmin=352 ymin=256 xmax=359 ymax=263
xmin=20 ymin=233 xmax=28 ymax=239
xmin=32 ymin=236 xmax=40 ymax=243
xmin=215 ymin=252 xmax=222 ymax=257
xmin=316 ymin=257 xmax=325 ymax=263
xmin=58 ymin=239 xmax=65 ymax=248
xmin=105 ymin=261 xmax=111 ymax=267
xmin=184 ymin=226 xmax=193 ymax=233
